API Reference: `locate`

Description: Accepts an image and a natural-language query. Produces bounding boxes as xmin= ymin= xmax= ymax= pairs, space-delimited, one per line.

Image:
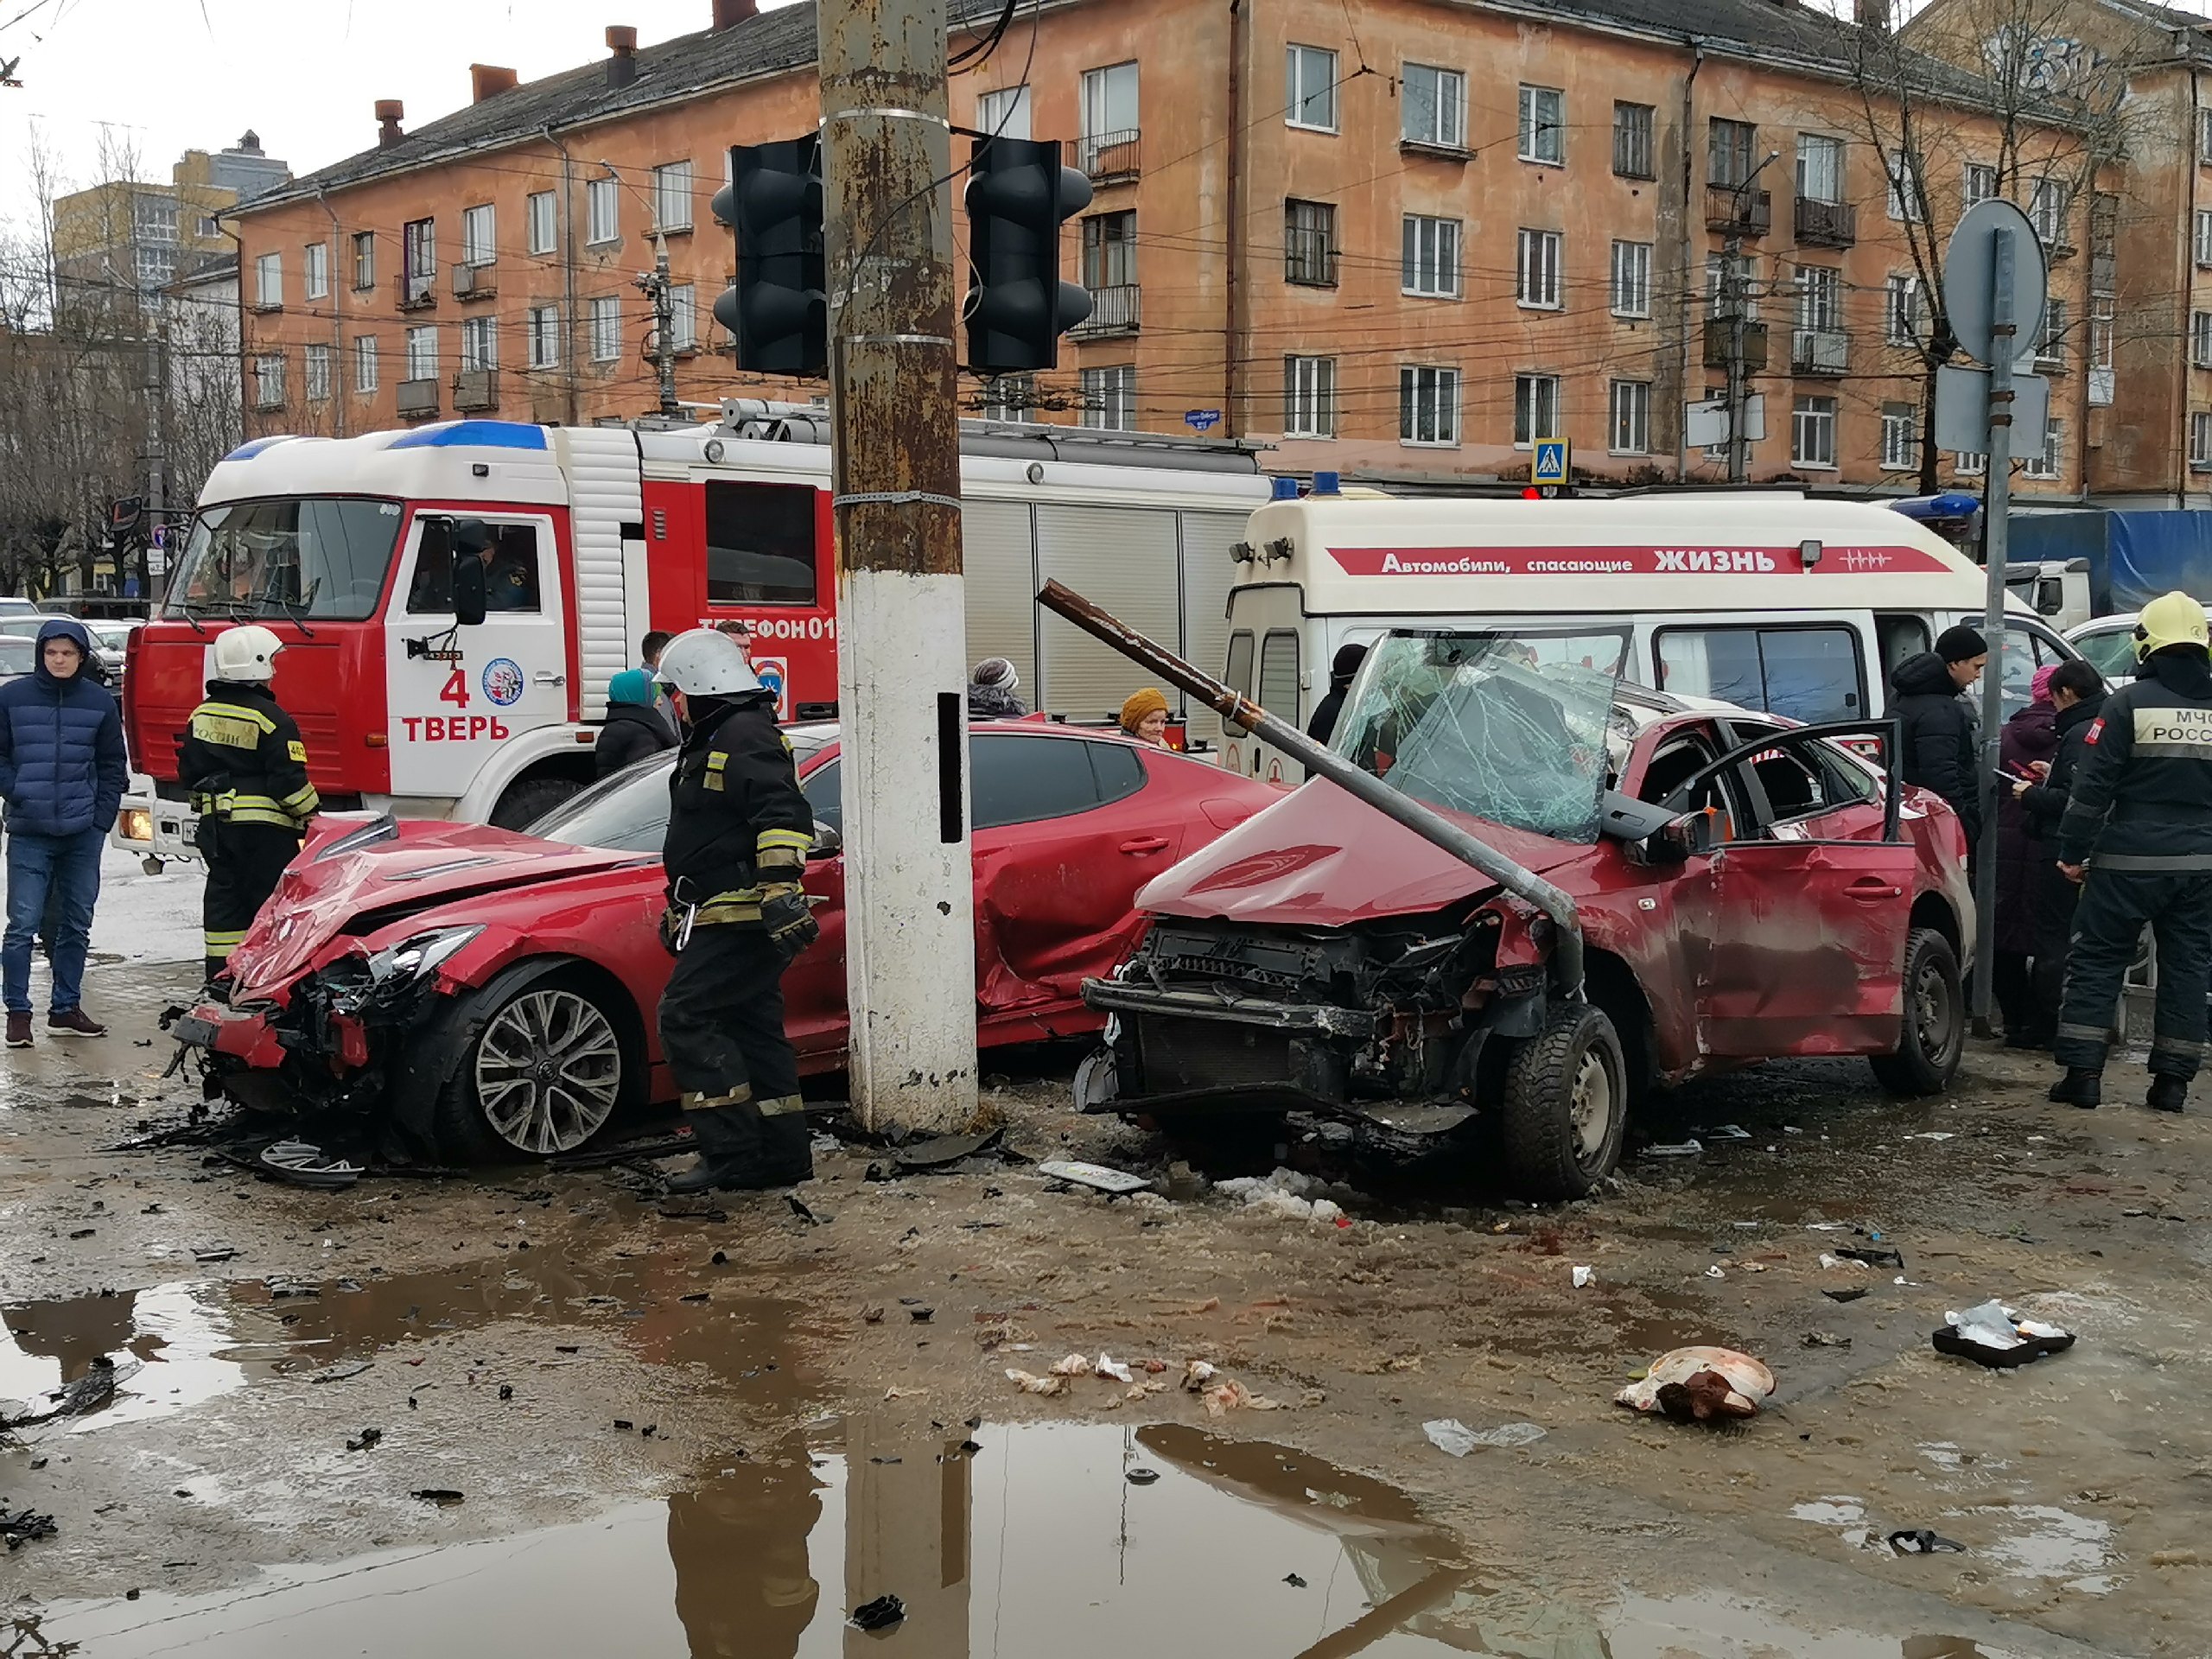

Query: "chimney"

xmin=1856 ymin=0 xmax=1890 ymax=34
xmin=375 ymin=99 xmax=405 ymax=149
xmin=606 ymin=25 xmax=639 ymax=88
xmin=470 ymin=63 xmax=518 ymax=103
xmin=712 ymin=0 xmax=758 ymax=26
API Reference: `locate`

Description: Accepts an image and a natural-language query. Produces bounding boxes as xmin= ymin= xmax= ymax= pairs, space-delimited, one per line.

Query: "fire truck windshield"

xmin=164 ymin=497 xmax=405 ymax=622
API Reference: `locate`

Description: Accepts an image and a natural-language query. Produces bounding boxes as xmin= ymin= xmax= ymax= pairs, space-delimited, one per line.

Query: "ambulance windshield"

xmin=165 ymin=497 xmax=406 ymax=622
xmin=1330 ymin=626 xmax=1630 ymax=843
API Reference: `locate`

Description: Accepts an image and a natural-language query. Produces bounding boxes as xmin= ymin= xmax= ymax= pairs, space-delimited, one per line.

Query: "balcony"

xmin=396 ymin=378 xmax=441 ymax=420
xmin=1070 ymin=283 xmax=1139 ymax=339
xmin=1702 ymin=319 xmax=1769 ymax=372
xmin=398 ymin=273 xmax=437 ymax=312
xmin=1794 ymin=197 xmax=1856 ymax=249
xmin=1077 ymin=128 xmax=1141 ymax=186
xmin=452 ymin=368 xmax=499 ymax=411
xmin=452 ymin=261 xmax=496 ymax=301
xmin=1707 ymin=183 xmax=1771 ymax=237
xmin=1790 ymin=327 xmax=1850 ymax=374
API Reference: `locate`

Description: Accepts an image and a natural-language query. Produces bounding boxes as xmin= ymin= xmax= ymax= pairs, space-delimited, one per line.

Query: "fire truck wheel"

xmin=436 ymin=970 xmax=632 ymax=1161
xmin=490 ymin=776 xmax=586 ymax=831
xmin=1497 ymin=1002 xmax=1626 ymax=1202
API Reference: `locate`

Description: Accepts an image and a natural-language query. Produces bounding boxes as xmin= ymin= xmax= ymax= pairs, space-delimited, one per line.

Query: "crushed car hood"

xmin=1137 ymin=779 xmax=1587 ymax=928
xmin=229 ymin=821 xmax=650 ymax=993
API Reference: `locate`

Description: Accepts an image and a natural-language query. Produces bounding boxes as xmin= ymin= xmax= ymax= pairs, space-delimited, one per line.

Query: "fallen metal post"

xmin=1035 ymin=578 xmax=1585 ymax=996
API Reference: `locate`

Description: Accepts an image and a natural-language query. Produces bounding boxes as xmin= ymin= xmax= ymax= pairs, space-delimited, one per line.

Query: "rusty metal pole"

xmin=817 ymin=0 xmax=978 ymax=1132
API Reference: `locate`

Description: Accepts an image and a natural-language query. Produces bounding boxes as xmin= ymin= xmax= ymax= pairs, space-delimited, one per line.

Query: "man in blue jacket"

xmin=0 ymin=618 xmax=126 ymax=1046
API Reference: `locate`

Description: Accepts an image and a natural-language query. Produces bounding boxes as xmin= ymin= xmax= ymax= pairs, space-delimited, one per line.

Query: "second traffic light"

xmin=963 ymin=137 xmax=1092 ymax=375
xmin=712 ymin=136 xmax=827 ymax=378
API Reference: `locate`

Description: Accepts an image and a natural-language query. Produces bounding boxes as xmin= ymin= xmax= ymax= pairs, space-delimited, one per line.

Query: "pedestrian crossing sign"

xmin=1531 ymin=440 xmax=1570 ymax=486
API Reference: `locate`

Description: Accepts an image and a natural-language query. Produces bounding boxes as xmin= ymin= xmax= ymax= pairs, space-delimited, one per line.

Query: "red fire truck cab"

xmin=118 ymin=408 xmax=1268 ymax=861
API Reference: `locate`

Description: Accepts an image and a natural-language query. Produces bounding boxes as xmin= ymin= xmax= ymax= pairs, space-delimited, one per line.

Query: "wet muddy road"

xmin=2 ymin=962 xmax=2206 ymax=1657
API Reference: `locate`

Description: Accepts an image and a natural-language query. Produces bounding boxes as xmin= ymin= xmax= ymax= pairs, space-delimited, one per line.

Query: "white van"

xmin=1215 ymin=486 xmax=2081 ymax=780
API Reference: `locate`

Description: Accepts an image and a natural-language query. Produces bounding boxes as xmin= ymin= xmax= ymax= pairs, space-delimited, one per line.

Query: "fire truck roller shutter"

xmin=1036 ymin=505 xmax=1180 ymax=723
xmin=963 ymin=499 xmax=1037 ymax=706
xmin=1179 ymin=510 xmax=1245 ymax=747
xmin=554 ymin=427 xmax=645 ymax=721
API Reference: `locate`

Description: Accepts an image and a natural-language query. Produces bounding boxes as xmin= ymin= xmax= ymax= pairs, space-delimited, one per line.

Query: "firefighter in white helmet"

xmin=652 ymin=627 xmax=819 ymax=1192
xmin=175 ymin=624 xmax=319 ymax=982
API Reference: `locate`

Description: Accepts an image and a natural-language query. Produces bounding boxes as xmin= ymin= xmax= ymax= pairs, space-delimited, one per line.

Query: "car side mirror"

xmin=809 ymin=822 xmax=842 ymax=860
xmin=450 ymin=551 xmax=488 ymax=627
xmin=1647 ymin=806 xmax=1724 ymax=863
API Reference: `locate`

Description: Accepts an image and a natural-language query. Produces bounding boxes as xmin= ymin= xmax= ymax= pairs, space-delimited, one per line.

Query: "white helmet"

xmin=654 ymin=627 xmax=761 ymax=697
xmin=213 ymin=623 xmax=284 ymax=683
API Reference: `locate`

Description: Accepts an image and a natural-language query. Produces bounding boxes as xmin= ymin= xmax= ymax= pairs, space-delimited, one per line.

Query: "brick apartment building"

xmin=231 ymin=0 xmax=2126 ymax=499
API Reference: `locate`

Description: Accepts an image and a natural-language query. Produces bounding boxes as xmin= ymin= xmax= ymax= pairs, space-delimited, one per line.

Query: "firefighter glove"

xmin=760 ymin=884 xmax=819 ymax=963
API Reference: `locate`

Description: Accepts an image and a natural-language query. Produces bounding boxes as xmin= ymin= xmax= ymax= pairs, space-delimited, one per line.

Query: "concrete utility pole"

xmin=1724 ymin=150 xmax=1781 ymax=485
xmin=817 ymin=0 xmax=979 ymax=1132
xmin=636 ymin=231 xmax=682 ymax=419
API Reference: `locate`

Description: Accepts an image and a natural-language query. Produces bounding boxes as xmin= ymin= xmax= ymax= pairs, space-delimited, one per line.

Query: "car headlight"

xmin=365 ymin=925 xmax=484 ymax=984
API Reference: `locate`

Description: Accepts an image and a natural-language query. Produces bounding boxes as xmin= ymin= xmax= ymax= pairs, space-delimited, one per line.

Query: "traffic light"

xmin=963 ymin=137 xmax=1092 ymax=375
xmin=711 ymin=136 xmax=827 ymax=378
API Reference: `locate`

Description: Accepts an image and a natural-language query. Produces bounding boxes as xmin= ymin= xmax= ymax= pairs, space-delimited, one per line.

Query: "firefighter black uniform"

xmin=2051 ymin=592 xmax=2212 ymax=1113
xmin=657 ymin=662 xmax=819 ymax=1192
xmin=178 ymin=677 xmax=318 ymax=981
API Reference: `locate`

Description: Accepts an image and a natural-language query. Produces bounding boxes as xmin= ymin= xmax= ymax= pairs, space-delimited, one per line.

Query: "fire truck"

xmin=116 ymin=406 xmax=1268 ymax=863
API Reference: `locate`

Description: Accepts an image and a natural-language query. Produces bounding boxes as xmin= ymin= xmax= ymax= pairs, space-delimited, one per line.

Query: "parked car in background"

xmin=0 ymin=638 xmax=34 ymax=678
xmin=2067 ymin=605 xmax=2212 ymax=683
xmin=0 ymin=598 xmax=41 ymax=620
xmin=171 ymin=721 xmax=1283 ymax=1161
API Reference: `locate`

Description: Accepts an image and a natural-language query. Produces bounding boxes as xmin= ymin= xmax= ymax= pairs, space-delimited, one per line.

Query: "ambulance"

xmin=1213 ymin=480 xmax=2083 ymax=782
xmin=116 ymin=407 xmax=1268 ymax=863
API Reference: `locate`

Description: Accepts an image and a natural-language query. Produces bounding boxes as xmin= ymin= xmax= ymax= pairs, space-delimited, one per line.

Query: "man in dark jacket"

xmin=2050 ymin=594 xmax=2212 ymax=1112
xmin=1306 ymin=643 xmax=1368 ymax=746
xmin=595 ymin=670 xmax=677 ymax=778
xmin=0 ymin=618 xmax=126 ymax=1046
xmin=2017 ymin=658 xmax=2107 ymax=1049
xmin=1890 ymin=625 xmax=1988 ymax=846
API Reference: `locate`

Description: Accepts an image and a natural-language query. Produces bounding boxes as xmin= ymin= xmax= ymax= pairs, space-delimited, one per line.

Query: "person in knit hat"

xmin=1119 ymin=687 xmax=1171 ymax=747
xmin=967 ymin=658 xmax=1027 ymax=719
xmin=1889 ymin=623 xmax=1989 ymax=845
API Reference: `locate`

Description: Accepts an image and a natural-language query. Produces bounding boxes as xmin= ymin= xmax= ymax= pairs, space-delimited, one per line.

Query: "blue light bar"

xmin=387 ymin=421 xmax=550 ymax=451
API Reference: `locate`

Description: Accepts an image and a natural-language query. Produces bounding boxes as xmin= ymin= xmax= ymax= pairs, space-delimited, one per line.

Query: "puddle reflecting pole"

xmin=818 ymin=0 xmax=978 ymax=1131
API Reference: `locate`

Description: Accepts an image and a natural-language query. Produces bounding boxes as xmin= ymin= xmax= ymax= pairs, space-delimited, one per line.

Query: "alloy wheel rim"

xmin=474 ymin=988 xmax=622 ymax=1154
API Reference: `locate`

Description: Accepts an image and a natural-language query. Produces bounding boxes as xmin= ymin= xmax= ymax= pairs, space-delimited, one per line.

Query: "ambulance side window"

xmin=705 ymin=481 xmax=817 ymax=607
xmin=1875 ymin=613 xmax=1929 ymax=679
xmin=1259 ymin=630 xmax=1300 ymax=721
xmin=406 ymin=522 xmax=540 ymax=614
xmin=1654 ymin=625 xmax=1862 ymax=724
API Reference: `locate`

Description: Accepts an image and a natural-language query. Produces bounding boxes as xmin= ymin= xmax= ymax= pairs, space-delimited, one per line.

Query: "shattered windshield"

xmin=164 ymin=497 xmax=404 ymax=622
xmin=1331 ymin=627 xmax=1629 ymax=843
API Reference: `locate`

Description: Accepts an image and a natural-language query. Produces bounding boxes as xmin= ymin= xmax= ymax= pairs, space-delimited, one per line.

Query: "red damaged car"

xmin=1077 ymin=627 xmax=1975 ymax=1200
xmin=171 ymin=721 xmax=1279 ymax=1160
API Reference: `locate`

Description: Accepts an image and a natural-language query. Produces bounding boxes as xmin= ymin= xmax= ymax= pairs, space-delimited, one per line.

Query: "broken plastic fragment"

xmin=1640 ymin=1140 xmax=1704 ymax=1159
xmin=849 ymin=1594 xmax=906 ymax=1631
xmin=1424 ymin=1419 xmax=1548 ymax=1456
xmin=1571 ymin=1266 xmax=1593 ymax=1288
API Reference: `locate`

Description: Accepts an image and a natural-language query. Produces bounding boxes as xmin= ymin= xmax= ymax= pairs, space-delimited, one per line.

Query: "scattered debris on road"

xmin=849 ymin=1594 xmax=906 ymax=1631
xmin=1423 ymin=1420 xmax=1548 ymax=1456
xmin=1035 ymin=1159 xmax=1151 ymax=1197
xmin=1889 ymin=1529 xmax=1967 ymax=1554
xmin=1 ymin=1509 xmax=58 ymax=1550
xmin=1934 ymin=1301 xmax=2075 ymax=1368
xmin=1616 ymin=1347 xmax=1776 ymax=1423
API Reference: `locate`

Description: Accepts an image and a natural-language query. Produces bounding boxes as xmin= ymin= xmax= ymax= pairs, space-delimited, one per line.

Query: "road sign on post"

xmin=1941 ymin=198 xmax=2043 ymax=1036
xmin=1531 ymin=440 xmax=1569 ymax=487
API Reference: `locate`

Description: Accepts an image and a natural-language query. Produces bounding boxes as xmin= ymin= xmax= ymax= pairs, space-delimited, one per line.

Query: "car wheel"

xmin=1870 ymin=926 xmax=1964 ymax=1096
xmin=1498 ymin=1001 xmax=1627 ymax=1201
xmin=490 ymin=776 xmax=584 ymax=831
xmin=436 ymin=975 xmax=630 ymax=1160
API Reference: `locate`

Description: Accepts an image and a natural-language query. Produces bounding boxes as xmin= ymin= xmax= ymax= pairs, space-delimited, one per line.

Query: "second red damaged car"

xmin=170 ymin=721 xmax=1281 ymax=1160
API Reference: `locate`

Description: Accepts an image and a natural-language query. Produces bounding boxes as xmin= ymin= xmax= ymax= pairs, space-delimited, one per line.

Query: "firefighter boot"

xmin=2147 ymin=1074 xmax=2189 ymax=1114
xmin=736 ymin=1099 xmax=813 ymax=1191
xmin=663 ymin=1109 xmax=762 ymax=1195
xmin=2048 ymin=1067 xmax=2103 ymax=1109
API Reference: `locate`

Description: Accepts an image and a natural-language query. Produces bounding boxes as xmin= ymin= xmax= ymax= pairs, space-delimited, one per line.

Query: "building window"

xmin=1285 ymin=44 xmax=1338 ymax=132
xmin=403 ymin=217 xmax=435 ymax=302
xmin=589 ymin=295 xmax=621 ymax=361
xmin=1284 ymin=355 xmax=1336 ymax=438
xmin=405 ymin=324 xmax=438 ymax=382
xmin=1796 ymin=134 xmax=1843 ymax=204
xmin=252 ymin=353 xmax=284 ymax=409
xmin=1964 ymin=162 xmax=1998 ymax=207
xmin=1518 ymin=86 xmax=1563 ymax=164
xmin=2090 ymin=296 xmax=2115 ymax=406
xmin=1791 ymin=395 xmax=1837 ymax=468
xmin=197 ymin=215 xmax=219 ymax=238
xmin=1284 ymin=199 xmax=1337 ymax=286
xmin=461 ymin=315 xmax=497 ymax=372
xmin=2023 ymin=418 xmax=2063 ymax=480
xmin=587 ymin=176 xmax=619 ymax=245
xmin=977 ymin=84 xmax=1031 ymax=139
xmin=1081 ymin=363 xmax=1136 ymax=429
xmin=1955 ymin=449 xmax=1987 ymax=476
xmin=1513 ymin=372 xmax=1560 ymax=447
xmin=1609 ymin=379 xmax=1649 ymax=454
xmin=1880 ymin=403 xmax=1917 ymax=471
xmin=352 ymin=230 xmax=375 ymax=289
xmin=2193 ymin=311 xmax=2212 ymax=368
xmin=1402 ymin=64 xmax=1465 ymax=149
xmin=1516 ymin=228 xmax=1561 ymax=309
xmin=1402 ymin=215 xmax=1460 ymax=298
xmin=254 ymin=251 xmax=282 ymax=308
xmin=1797 ymin=264 xmax=1840 ymax=332
xmin=668 ymin=283 xmax=696 ymax=351
xmin=1885 ymin=273 xmax=1923 ymax=346
xmin=528 ymin=191 xmax=557 ymax=256
xmin=2194 ymin=212 xmax=2212 ymax=273
xmin=1885 ymin=149 xmax=1923 ymax=222
xmin=304 ymin=343 xmax=331 ymax=401
xmin=652 ymin=161 xmax=694 ymax=232
xmin=461 ymin=204 xmax=495 ymax=267
xmin=1079 ymin=61 xmax=1138 ymax=147
xmin=2198 ymin=107 xmax=2212 ymax=165
xmin=303 ymin=241 xmax=328 ymax=301
xmin=353 ymin=334 xmax=378 ymax=393
xmin=979 ymin=373 xmax=1033 ymax=421
xmin=1610 ymin=239 xmax=1652 ymax=318
xmin=1082 ymin=210 xmax=1137 ymax=289
xmin=1613 ymin=102 xmax=1655 ymax=180
xmin=1708 ymin=118 xmax=1756 ymax=188
xmin=1707 ymin=252 xmax=1757 ymax=320
xmin=2029 ymin=178 xmax=2067 ymax=246
xmin=1399 ymin=365 xmax=1459 ymax=445
xmin=2192 ymin=410 xmax=2212 ymax=469
xmin=527 ymin=304 xmax=561 ymax=369
xmin=2038 ymin=298 xmax=2068 ymax=367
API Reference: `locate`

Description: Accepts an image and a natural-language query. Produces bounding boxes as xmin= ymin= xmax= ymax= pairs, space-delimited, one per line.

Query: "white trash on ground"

xmin=1424 ymin=1420 xmax=1549 ymax=1456
xmin=1213 ymin=1167 xmax=1348 ymax=1224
